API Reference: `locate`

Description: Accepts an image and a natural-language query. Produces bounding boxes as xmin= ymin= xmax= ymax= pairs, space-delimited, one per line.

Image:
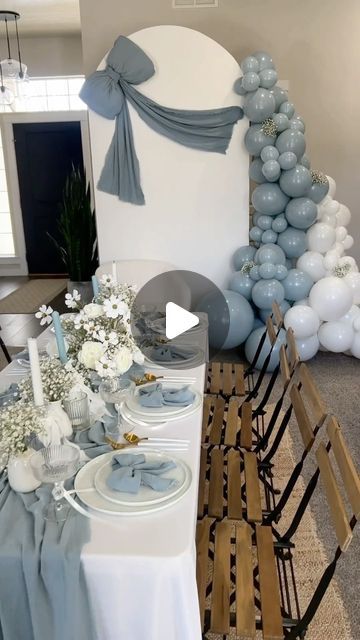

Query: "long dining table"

xmin=0 ymin=326 xmax=207 ymax=640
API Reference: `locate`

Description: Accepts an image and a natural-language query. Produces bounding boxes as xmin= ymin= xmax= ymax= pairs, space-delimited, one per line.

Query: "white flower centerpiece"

xmin=36 ymin=275 xmax=144 ymax=382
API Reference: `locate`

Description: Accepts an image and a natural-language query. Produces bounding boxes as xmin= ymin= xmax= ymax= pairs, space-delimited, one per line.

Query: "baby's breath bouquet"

xmin=19 ymin=358 xmax=78 ymax=403
xmin=0 ymin=403 xmax=45 ymax=461
xmin=36 ymin=274 xmax=144 ymax=380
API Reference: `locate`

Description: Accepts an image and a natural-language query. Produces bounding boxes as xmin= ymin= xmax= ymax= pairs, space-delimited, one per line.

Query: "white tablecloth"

xmin=0 ymin=329 xmax=205 ymax=640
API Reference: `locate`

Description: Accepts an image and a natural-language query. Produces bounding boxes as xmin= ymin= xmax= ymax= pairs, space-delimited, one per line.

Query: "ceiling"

xmin=0 ymin=1 xmax=81 ymax=36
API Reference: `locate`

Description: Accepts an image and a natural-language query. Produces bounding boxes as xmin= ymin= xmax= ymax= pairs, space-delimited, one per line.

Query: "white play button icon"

xmin=165 ymin=302 xmax=199 ymax=340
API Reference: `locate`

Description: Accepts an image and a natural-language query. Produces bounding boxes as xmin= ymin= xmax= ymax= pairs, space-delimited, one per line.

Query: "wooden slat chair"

xmin=201 ymin=328 xmax=299 ymax=451
xmin=198 ymin=363 xmax=327 ymax=523
xmin=204 ymin=301 xmax=285 ymax=400
xmin=197 ymin=419 xmax=360 ymax=639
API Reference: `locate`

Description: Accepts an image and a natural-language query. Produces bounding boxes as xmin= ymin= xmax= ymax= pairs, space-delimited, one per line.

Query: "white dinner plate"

xmin=125 ymin=381 xmax=201 ymax=420
xmin=74 ymin=448 xmax=192 ymax=516
xmin=143 ymin=346 xmax=204 ymax=370
xmin=94 ymin=450 xmax=188 ymax=507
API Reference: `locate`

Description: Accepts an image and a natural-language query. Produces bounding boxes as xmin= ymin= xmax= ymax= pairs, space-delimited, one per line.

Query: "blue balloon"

xmin=233 ymin=245 xmax=257 ymax=270
xmin=249 ymin=226 xmax=263 ymax=242
xmin=252 ymin=211 xmax=262 ymax=225
xmin=258 ymin=300 xmax=290 ymax=323
xmin=243 ymin=88 xmax=276 ymax=123
xmin=273 ymin=112 xmax=289 ymax=132
xmin=259 ymin=263 xmax=276 ymax=279
xmin=249 ymin=158 xmax=267 ymax=183
xmin=277 ymin=227 xmax=307 ymax=258
xmin=276 ymin=129 xmax=306 ymax=160
xmin=282 ymin=268 xmax=314 ymax=301
xmin=229 ymin=272 xmax=254 ymax=301
xmin=233 ymin=77 xmax=247 ymax=95
xmin=285 ymin=197 xmax=317 ymax=229
xmin=262 ymin=160 xmax=281 ymax=182
xmin=272 ymin=214 xmax=288 ymax=233
xmin=250 ymin=265 xmax=261 ymax=281
xmin=241 ymin=55 xmax=260 ymax=74
xmin=260 ymin=145 xmax=279 ymax=162
xmin=242 ymin=71 xmax=260 ymax=92
xmin=259 ymin=68 xmax=278 ymax=89
xmin=278 ymin=151 xmax=297 ymax=170
xmin=256 ymin=243 xmax=286 ymax=265
xmin=279 ymin=101 xmax=295 ymax=118
xmin=262 ymin=229 xmax=278 ymax=244
xmin=253 ymin=51 xmax=275 ymax=71
xmin=299 ymin=154 xmax=311 ymax=169
xmin=307 ymin=180 xmax=329 ymax=204
xmin=252 ymin=279 xmax=285 ymax=309
xmin=252 ymin=183 xmax=290 ymax=216
xmin=197 ymin=290 xmax=254 ymax=349
xmin=253 ymin=318 xmax=265 ymax=330
xmin=245 ymin=327 xmax=286 ymax=372
xmin=280 ymin=165 xmax=312 ymax=198
xmin=269 ymin=86 xmax=288 ymax=110
xmin=274 ymin=264 xmax=288 ymax=280
xmin=257 ymin=215 xmax=273 ymax=231
xmin=245 ymin=124 xmax=276 ymax=156
xmin=290 ymin=118 xmax=305 ymax=132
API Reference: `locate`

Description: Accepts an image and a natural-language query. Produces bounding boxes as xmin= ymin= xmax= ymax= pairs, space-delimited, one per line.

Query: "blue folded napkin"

xmin=107 ymin=453 xmax=177 ymax=494
xmin=138 ymin=383 xmax=195 ymax=407
xmin=150 ymin=345 xmax=195 ymax=362
xmin=0 ymin=383 xmax=20 ymax=407
xmin=147 ymin=316 xmax=166 ymax=334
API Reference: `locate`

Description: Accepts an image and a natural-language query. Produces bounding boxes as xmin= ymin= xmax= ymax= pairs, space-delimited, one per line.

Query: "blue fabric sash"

xmin=80 ymin=35 xmax=243 ymax=205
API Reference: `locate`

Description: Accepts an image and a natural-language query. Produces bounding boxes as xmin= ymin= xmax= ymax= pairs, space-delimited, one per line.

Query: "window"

xmin=0 ymin=75 xmax=86 ymax=257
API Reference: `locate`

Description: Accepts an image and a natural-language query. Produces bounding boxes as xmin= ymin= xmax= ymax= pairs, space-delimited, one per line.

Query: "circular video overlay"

xmin=130 ymin=270 xmax=230 ymax=370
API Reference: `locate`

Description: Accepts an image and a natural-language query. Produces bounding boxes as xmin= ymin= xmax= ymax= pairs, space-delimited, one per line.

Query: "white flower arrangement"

xmin=19 ymin=358 xmax=78 ymax=403
xmin=37 ymin=276 xmax=143 ymax=379
xmin=0 ymin=402 xmax=45 ymax=460
xmin=35 ymin=304 xmax=53 ymax=326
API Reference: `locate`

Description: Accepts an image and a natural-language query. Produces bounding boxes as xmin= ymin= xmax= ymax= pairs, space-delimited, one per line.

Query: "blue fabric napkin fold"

xmin=150 ymin=345 xmax=195 ymax=362
xmin=138 ymin=383 xmax=195 ymax=407
xmin=107 ymin=453 xmax=177 ymax=494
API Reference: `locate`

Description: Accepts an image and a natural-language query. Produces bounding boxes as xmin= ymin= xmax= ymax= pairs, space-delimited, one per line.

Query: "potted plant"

xmin=49 ymin=166 xmax=98 ymax=303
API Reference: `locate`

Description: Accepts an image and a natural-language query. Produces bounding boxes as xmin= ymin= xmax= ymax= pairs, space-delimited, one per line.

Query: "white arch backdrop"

xmin=88 ymin=25 xmax=249 ymax=288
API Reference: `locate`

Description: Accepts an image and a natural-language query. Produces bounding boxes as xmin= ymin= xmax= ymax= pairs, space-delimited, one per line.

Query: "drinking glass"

xmin=30 ymin=443 xmax=80 ymax=522
xmin=63 ymin=391 xmax=90 ymax=431
xmin=99 ymin=377 xmax=135 ymax=433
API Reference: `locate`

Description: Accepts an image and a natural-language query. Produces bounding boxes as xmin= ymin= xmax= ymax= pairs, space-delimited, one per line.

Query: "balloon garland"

xmin=227 ymin=51 xmax=360 ymax=368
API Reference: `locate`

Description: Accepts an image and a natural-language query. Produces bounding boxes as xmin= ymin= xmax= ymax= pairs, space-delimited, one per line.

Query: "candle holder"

xmin=63 ymin=391 xmax=90 ymax=431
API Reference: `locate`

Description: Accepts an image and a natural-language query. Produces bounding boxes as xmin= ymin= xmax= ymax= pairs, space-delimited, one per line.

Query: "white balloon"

xmin=309 ymin=277 xmax=353 ymax=321
xmin=336 ymin=204 xmax=351 ymax=227
xmin=335 ymin=226 xmax=347 ymax=242
xmin=350 ymin=332 xmax=360 ymax=358
xmin=338 ymin=256 xmax=358 ymax=273
xmin=307 ymin=223 xmax=336 ymax=254
xmin=343 ymin=235 xmax=354 ymax=250
xmin=284 ymin=305 xmax=320 ymax=339
xmin=318 ymin=321 xmax=354 ymax=352
xmin=333 ymin=242 xmax=345 ymax=257
xmin=293 ymin=298 xmax=309 ymax=306
xmin=325 ymin=199 xmax=340 ymax=215
xmin=326 ymin=176 xmax=336 ymax=198
xmin=321 ymin=213 xmax=337 ymax=228
xmin=295 ymin=334 xmax=320 ymax=361
xmin=344 ymin=272 xmax=360 ymax=305
xmin=339 ymin=305 xmax=360 ymax=326
xmin=323 ymin=250 xmax=340 ymax=271
xmin=297 ymin=251 xmax=327 ymax=282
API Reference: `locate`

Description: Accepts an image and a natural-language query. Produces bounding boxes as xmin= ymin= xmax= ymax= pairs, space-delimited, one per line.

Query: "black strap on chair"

xmin=0 ymin=327 xmax=11 ymax=364
xmin=255 ymin=399 xmax=292 ymax=457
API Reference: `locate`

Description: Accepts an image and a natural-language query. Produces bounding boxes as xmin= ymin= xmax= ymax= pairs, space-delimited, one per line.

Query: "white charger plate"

xmin=144 ymin=346 xmax=204 ymax=370
xmin=94 ymin=450 xmax=188 ymax=507
xmin=125 ymin=381 xmax=201 ymax=419
xmin=74 ymin=448 xmax=192 ymax=516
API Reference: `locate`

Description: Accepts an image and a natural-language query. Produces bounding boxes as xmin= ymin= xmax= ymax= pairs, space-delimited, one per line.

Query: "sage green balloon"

xmin=245 ymin=124 xmax=276 ymax=156
xmin=253 ymin=51 xmax=275 ymax=71
xmin=259 ymin=69 xmax=278 ymax=89
xmin=243 ymin=88 xmax=276 ymax=123
xmin=290 ymin=118 xmax=305 ymax=133
xmin=279 ymin=101 xmax=295 ymax=119
xmin=262 ymin=159 xmax=281 ymax=182
xmin=250 ymin=265 xmax=261 ymax=281
xmin=279 ymin=165 xmax=312 ymax=197
xmin=241 ymin=55 xmax=260 ymax=74
xmin=257 ymin=214 xmax=273 ymax=231
xmin=259 ymin=262 xmax=276 ymax=279
xmin=260 ymin=145 xmax=279 ymax=162
xmin=233 ymin=245 xmax=257 ymax=270
xmin=275 ymin=129 xmax=306 ymax=160
xmin=270 ymin=86 xmax=288 ymax=110
xmin=233 ymin=77 xmax=247 ymax=95
xmin=229 ymin=272 xmax=254 ymax=301
xmin=272 ymin=214 xmax=288 ymax=233
xmin=249 ymin=158 xmax=266 ymax=183
xmin=252 ymin=279 xmax=285 ymax=309
xmin=275 ymin=264 xmax=288 ymax=280
xmin=285 ymin=197 xmax=317 ymax=229
xmin=282 ymin=268 xmax=314 ymax=301
xmin=277 ymin=227 xmax=307 ymax=258
xmin=249 ymin=226 xmax=263 ymax=242
xmin=307 ymin=180 xmax=329 ymax=204
xmin=273 ymin=112 xmax=290 ymax=132
xmin=262 ymin=229 xmax=278 ymax=244
xmin=252 ymin=183 xmax=289 ymax=216
xmin=242 ymin=71 xmax=260 ymax=92
xmin=256 ymin=243 xmax=286 ymax=265
xmin=278 ymin=151 xmax=297 ymax=170
xmin=299 ymin=154 xmax=311 ymax=169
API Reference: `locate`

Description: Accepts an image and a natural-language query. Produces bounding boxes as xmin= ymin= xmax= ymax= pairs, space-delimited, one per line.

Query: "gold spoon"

xmin=105 ymin=432 xmax=149 ymax=450
xmin=133 ymin=373 xmax=163 ymax=386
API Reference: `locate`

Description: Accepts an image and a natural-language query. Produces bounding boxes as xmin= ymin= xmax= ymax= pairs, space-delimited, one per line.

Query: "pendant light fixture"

xmin=0 ymin=10 xmax=28 ymax=105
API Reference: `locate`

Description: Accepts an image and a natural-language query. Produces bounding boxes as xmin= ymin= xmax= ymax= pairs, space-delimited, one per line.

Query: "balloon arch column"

xmin=212 ymin=51 xmax=360 ymax=371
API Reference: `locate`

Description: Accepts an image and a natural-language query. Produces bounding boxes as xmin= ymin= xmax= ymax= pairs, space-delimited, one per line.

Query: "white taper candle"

xmin=27 ymin=338 xmax=44 ymax=407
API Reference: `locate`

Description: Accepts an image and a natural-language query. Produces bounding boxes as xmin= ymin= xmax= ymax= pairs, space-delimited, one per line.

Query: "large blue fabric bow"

xmin=80 ymin=35 xmax=243 ymax=205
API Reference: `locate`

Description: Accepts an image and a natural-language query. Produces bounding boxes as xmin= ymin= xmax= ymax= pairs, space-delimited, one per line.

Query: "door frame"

xmin=0 ymin=110 xmax=92 ymax=276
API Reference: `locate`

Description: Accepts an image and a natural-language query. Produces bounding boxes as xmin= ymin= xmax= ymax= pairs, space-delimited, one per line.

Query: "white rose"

xmin=78 ymin=341 xmax=105 ymax=370
xmin=83 ymin=303 xmax=103 ymax=319
xmin=133 ymin=347 xmax=145 ymax=365
xmin=114 ymin=347 xmax=133 ymax=374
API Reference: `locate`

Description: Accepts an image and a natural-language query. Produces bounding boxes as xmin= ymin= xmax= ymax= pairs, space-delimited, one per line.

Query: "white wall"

xmin=88 ymin=26 xmax=249 ymax=287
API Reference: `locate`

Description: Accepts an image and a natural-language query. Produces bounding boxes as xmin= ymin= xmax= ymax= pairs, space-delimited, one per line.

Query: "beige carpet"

xmin=0 ymin=279 xmax=66 ymax=314
xmin=207 ymin=404 xmax=352 ymax=640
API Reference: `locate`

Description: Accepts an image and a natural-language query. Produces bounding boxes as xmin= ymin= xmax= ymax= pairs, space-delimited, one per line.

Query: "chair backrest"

xmin=279 ymin=328 xmax=299 ymax=389
xmin=290 ymin=363 xmax=327 ymax=452
xmin=95 ymin=259 xmax=192 ymax=309
xmin=271 ymin=300 xmax=284 ymax=331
